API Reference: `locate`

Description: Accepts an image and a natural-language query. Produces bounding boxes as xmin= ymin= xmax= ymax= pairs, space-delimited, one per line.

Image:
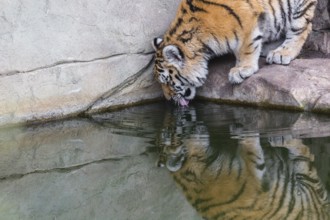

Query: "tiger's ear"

xmin=163 ymin=45 xmax=184 ymax=66
xmin=152 ymin=37 xmax=163 ymax=50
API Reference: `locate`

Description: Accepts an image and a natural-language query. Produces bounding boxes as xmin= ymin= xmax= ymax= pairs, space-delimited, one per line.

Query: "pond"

xmin=0 ymin=102 xmax=329 ymax=220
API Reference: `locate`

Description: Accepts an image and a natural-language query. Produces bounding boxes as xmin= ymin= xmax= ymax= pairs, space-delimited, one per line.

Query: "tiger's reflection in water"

xmin=156 ymin=106 xmax=329 ymax=220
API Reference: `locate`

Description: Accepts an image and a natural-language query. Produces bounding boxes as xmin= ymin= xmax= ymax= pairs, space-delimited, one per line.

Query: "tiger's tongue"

xmin=179 ymin=98 xmax=189 ymax=107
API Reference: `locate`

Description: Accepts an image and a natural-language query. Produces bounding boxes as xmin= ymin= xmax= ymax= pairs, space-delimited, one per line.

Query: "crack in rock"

xmin=0 ymin=51 xmax=154 ymax=76
xmin=0 ymin=154 xmax=144 ymax=182
xmin=84 ymin=56 xmax=155 ymax=114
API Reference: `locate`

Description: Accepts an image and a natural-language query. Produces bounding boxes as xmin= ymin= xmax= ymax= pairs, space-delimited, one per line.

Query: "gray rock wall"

xmin=0 ymin=0 xmax=181 ymax=126
xmin=306 ymin=0 xmax=330 ymax=53
xmin=312 ymin=0 xmax=330 ymax=30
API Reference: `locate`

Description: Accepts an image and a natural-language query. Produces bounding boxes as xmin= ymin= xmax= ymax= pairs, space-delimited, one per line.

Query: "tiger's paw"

xmin=228 ymin=66 xmax=256 ymax=84
xmin=266 ymin=48 xmax=295 ymax=65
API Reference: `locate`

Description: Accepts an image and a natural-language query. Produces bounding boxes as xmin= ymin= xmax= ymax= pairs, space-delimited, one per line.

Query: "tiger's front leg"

xmin=266 ymin=23 xmax=312 ymax=65
xmin=266 ymin=0 xmax=316 ymax=65
xmin=228 ymin=33 xmax=263 ymax=84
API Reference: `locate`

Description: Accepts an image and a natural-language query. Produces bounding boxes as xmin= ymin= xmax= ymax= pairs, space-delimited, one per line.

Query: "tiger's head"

xmin=152 ymin=37 xmax=208 ymax=106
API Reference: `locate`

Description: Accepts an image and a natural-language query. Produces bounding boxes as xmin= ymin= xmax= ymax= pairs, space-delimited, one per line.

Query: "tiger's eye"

xmin=169 ymin=70 xmax=173 ymax=74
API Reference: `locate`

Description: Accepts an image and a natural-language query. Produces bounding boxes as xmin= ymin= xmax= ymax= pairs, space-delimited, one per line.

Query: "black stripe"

xmin=173 ymin=175 xmax=188 ymax=191
xmin=293 ymin=2 xmax=316 ymax=19
xmin=299 ymin=181 xmax=321 ymax=219
xmin=253 ymin=35 xmax=263 ymax=42
xmin=175 ymin=74 xmax=185 ymax=85
xmin=216 ymin=157 xmax=224 ymax=178
xmin=174 ymin=85 xmax=183 ymax=91
xmin=291 ymin=26 xmax=308 ymax=35
xmin=186 ymin=0 xmax=207 ymax=13
xmin=296 ymin=173 xmax=320 ymax=184
xmin=266 ymin=159 xmax=289 ymax=219
xmin=228 ymin=154 xmax=236 ymax=175
xmin=196 ymin=0 xmax=243 ymax=28
xmin=189 ymin=17 xmax=199 ymax=22
xmin=182 ymin=170 xmax=197 ymax=181
xmin=279 ymin=0 xmax=287 ymax=28
xmin=292 ymin=156 xmax=310 ymax=162
xmin=156 ymin=66 xmax=164 ymax=72
xmin=169 ymin=18 xmax=183 ymax=36
xmin=211 ymin=33 xmax=221 ymax=48
xmin=287 ymin=0 xmax=292 ymax=23
xmin=177 ymin=73 xmax=190 ymax=84
xmin=192 ymin=197 xmax=213 ymax=209
xmin=196 ymin=77 xmax=205 ymax=84
xmin=246 ymin=44 xmax=260 ymax=55
xmin=233 ymin=31 xmax=239 ymax=44
xmin=260 ymin=153 xmax=283 ymax=218
xmin=269 ymin=0 xmax=278 ymax=31
xmin=247 ymin=35 xmax=262 ymax=48
xmin=200 ymin=41 xmax=215 ymax=56
xmin=177 ymin=28 xmax=196 ymax=43
xmin=286 ymin=173 xmax=296 ymax=218
xmin=239 ymin=71 xmax=245 ymax=80
xmin=181 ymin=6 xmax=187 ymax=14
xmin=225 ymin=36 xmax=231 ymax=51
xmin=298 ymin=186 xmax=312 ymax=214
xmin=200 ymin=181 xmax=247 ymax=213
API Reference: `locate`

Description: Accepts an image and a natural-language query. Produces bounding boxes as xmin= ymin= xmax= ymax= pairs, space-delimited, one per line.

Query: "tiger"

xmin=156 ymin=109 xmax=329 ymax=220
xmin=152 ymin=0 xmax=317 ymax=106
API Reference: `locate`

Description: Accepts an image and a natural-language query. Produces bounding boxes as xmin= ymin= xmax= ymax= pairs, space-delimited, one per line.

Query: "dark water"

xmin=0 ymin=102 xmax=329 ymax=220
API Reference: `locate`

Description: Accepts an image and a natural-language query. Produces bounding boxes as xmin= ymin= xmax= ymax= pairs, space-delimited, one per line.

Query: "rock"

xmin=0 ymin=0 xmax=179 ymax=72
xmin=0 ymin=54 xmax=161 ymax=125
xmin=197 ymin=56 xmax=330 ymax=113
xmin=305 ymin=0 xmax=330 ymax=54
xmin=0 ymin=0 xmax=179 ymax=126
xmin=312 ymin=0 xmax=330 ymax=31
xmin=305 ymin=31 xmax=330 ymax=54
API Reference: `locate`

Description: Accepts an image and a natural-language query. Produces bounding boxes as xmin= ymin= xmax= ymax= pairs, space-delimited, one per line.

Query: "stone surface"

xmin=312 ymin=0 xmax=330 ymax=31
xmin=197 ymin=56 xmax=330 ymax=113
xmin=0 ymin=0 xmax=180 ymax=126
xmin=305 ymin=31 xmax=330 ymax=54
xmin=0 ymin=54 xmax=161 ymax=126
xmin=0 ymin=0 xmax=179 ymax=72
xmin=305 ymin=0 xmax=330 ymax=54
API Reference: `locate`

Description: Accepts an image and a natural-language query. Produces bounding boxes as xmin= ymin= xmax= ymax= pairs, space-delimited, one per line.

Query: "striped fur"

xmin=152 ymin=0 xmax=317 ymax=105
xmin=158 ymin=135 xmax=329 ymax=220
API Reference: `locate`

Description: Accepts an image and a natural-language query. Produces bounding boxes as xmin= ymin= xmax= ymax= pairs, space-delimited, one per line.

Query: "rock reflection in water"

xmin=157 ymin=105 xmax=330 ymax=220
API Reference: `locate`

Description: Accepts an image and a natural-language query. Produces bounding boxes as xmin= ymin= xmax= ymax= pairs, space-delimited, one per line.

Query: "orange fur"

xmin=152 ymin=0 xmax=316 ymax=105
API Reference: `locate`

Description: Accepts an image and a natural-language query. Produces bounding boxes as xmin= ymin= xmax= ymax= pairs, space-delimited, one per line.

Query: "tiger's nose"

xmin=184 ymin=88 xmax=191 ymax=97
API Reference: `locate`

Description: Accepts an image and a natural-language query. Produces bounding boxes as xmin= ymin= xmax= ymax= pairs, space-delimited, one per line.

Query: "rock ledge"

xmin=198 ymin=55 xmax=330 ymax=114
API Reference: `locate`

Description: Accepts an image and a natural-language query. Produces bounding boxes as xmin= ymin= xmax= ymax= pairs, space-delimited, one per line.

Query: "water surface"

xmin=0 ymin=102 xmax=329 ymax=219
